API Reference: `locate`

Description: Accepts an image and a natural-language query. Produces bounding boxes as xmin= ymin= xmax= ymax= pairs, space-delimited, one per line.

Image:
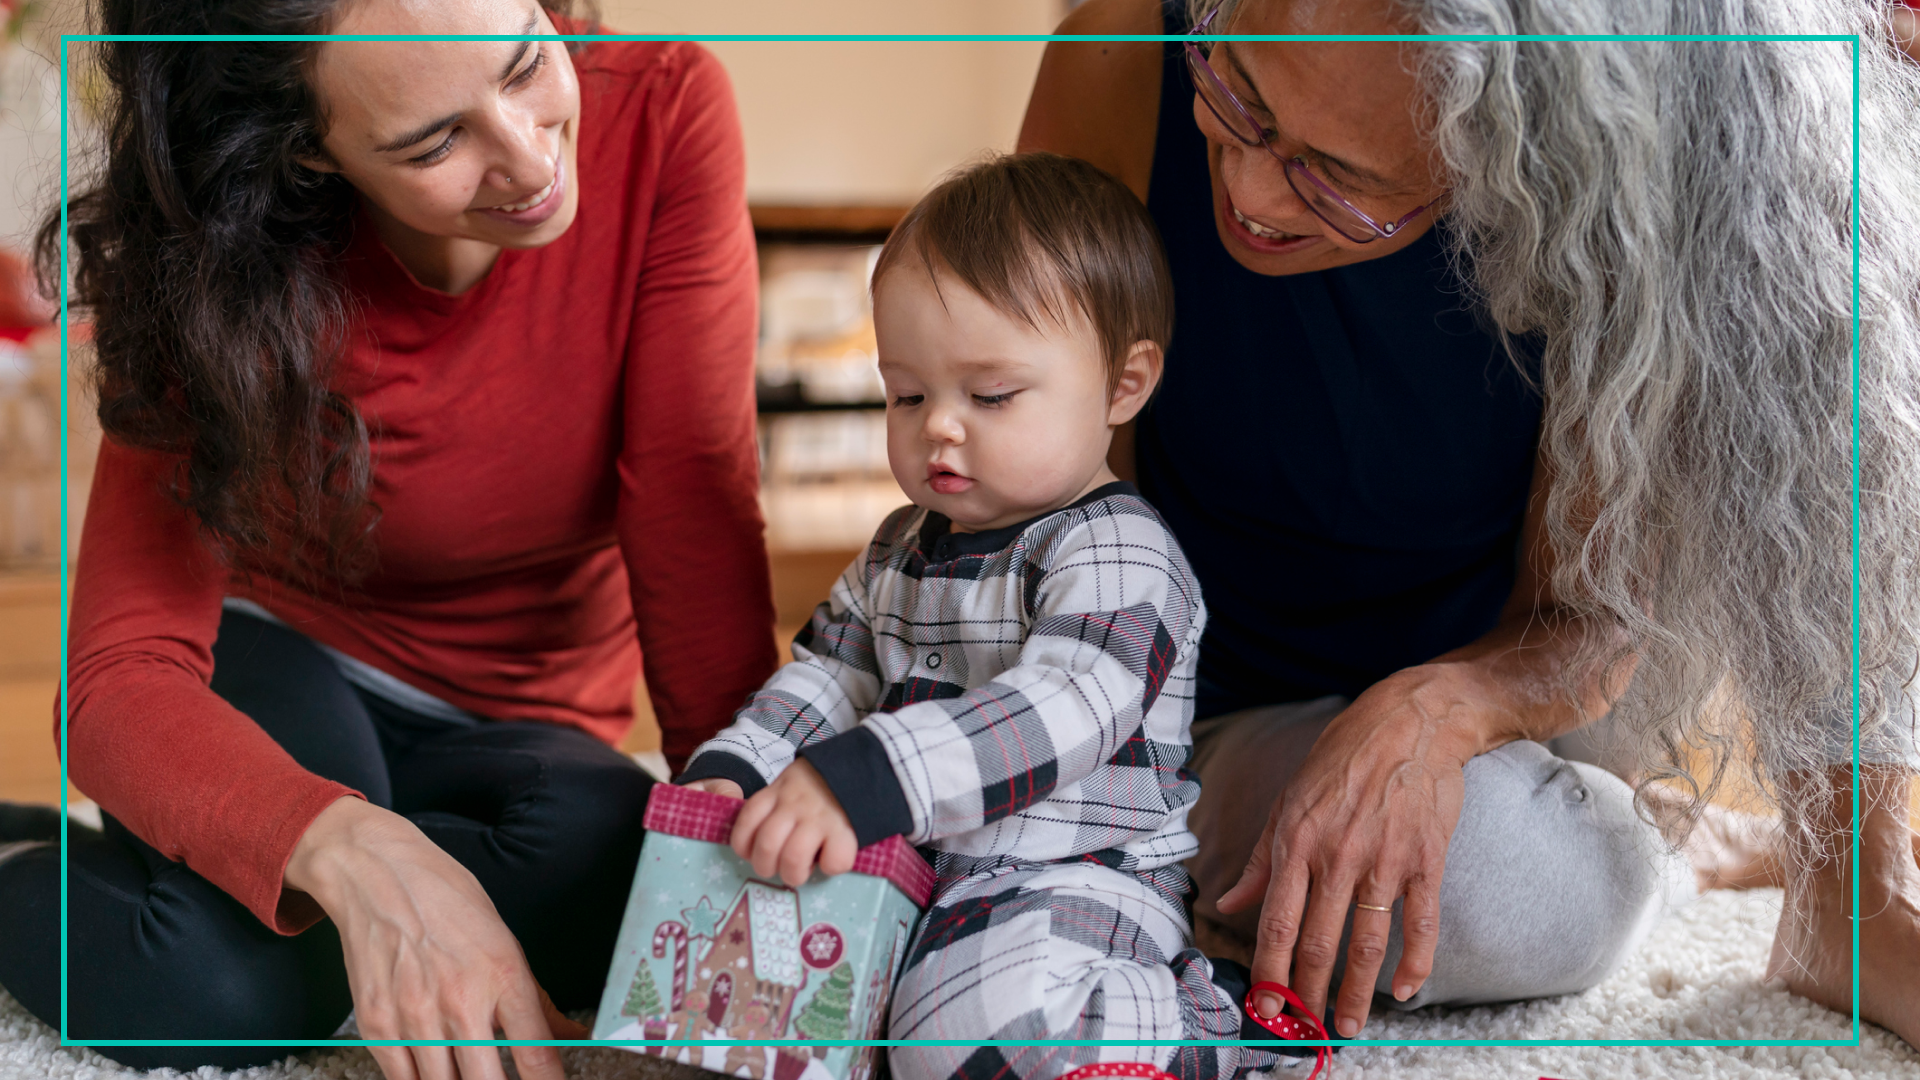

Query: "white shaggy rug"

xmin=2 ymin=889 xmax=1915 ymax=1080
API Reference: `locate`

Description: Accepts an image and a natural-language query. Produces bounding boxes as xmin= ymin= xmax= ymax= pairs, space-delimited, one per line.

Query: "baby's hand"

xmin=682 ymin=778 xmax=744 ymax=799
xmin=729 ymin=760 xmax=858 ymax=888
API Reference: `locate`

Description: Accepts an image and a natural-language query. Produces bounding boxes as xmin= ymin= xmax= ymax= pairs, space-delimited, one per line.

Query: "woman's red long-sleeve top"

xmin=60 ymin=40 xmax=779 ymax=934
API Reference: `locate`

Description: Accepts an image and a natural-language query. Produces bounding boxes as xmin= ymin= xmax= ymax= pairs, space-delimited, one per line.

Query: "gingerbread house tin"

xmin=593 ymin=784 xmax=934 ymax=1080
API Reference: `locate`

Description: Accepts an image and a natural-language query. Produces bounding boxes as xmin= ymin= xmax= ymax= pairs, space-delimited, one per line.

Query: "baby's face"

xmin=873 ymin=265 xmax=1121 ymax=533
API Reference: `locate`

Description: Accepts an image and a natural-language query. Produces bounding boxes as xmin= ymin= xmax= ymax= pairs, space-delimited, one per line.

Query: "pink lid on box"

xmin=643 ymin=783 xmax=935 ymax=908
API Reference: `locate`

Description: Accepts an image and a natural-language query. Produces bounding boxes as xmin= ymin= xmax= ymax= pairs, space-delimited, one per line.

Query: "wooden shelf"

xmin=750 ymin=204 xmax=907 ymax=244
xmin=756 ymin=392 xmax=885 ymax=415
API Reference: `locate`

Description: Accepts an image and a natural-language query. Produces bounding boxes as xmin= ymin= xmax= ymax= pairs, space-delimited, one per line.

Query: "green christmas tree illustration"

xmin=793 ymin=962 xmax=855 ymax=1041
xmin=623 ymin=962 xmax=664 ymax=1018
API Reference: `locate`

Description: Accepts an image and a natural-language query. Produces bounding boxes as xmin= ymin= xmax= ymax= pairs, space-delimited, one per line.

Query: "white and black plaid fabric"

xmin=885 ymin=861 xmax=1288 ymax=1080
xmin=683 ymin=482 xmax=1206 ymax=877
xmin=680 ymin=485 xmax=1293 ymax=1079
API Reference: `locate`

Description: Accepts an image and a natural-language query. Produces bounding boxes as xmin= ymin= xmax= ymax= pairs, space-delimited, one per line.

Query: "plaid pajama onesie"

xmin=681 ymin=482 xmax=1287 ymax=1080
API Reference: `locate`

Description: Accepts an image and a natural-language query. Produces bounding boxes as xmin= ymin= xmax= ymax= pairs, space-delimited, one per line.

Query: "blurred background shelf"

xmin=750 ymin=204 xmax=907 ymax=245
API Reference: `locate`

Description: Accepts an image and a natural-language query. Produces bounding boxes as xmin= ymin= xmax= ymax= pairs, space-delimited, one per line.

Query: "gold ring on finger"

xmin=1354 ymin=901 xmax=1392 ymax=912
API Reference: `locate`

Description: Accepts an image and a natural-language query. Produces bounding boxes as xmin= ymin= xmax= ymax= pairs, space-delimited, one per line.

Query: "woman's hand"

xmin=728 ymin=760 xmax=859 ymax=887
xmin=285 ymin=797 xmax=587 ymax=1080
xmin=1215 ymin=665 xmax=1492 ymax=1039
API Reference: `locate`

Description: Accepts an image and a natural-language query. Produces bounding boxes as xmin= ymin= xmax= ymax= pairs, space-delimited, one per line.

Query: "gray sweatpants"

xmin=1185 ymin=697 xmax=1695 ymax=1010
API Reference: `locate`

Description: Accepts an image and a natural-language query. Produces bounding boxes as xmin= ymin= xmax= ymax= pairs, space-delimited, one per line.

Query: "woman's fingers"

xmin=369 ymin=1046 xmax=420 ymax=1080
xmin=539 ymin=982 xmax=591 ymax=1040
xmin=1284 ymin=867 xmax=1358 ymax=1024
xmin=386 ymin=996 xmax=456 ymax=1080
xmin=1247 ymin=846 xmax=1311 ymax=1021
xmin=1335 ymin=879 xmax=1399 ymax=1037
xmin=451 ymin=983 xmax=519 ymax=1080
xmin=498 ymin=979 xmax=570 ymax=1080
xmin=1390 ymin=870 xmax=1442 ymax=1003
xmin=451 ymin=1042 xmax=511 ymax=1080
xmin=406 ymin=1032 xmax=460 ymax=1080
xmin=1216 ymin=811 xmax=1280 ymax=916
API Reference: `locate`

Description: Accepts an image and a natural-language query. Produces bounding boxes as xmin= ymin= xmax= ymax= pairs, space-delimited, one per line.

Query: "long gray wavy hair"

xmin=1195 ymin=0 xmax=1920 ymax=859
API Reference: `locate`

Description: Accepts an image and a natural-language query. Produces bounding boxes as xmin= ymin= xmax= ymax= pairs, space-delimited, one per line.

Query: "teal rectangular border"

xmin=56 ymin=27 xmax=1858 ymax=1053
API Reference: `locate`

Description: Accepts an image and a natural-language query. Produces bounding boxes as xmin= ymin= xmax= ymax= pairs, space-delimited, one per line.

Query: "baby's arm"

xmin=677 ymin=551 xmax=886 ymax=795
xmin=675 ymin=538 xmax=893 ymax=882
xmin=819 ymin=508 xmax=1202 ymax=845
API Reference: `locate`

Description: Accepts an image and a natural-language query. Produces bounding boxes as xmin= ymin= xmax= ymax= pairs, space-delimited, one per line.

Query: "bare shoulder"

xmin=1015 ymin=0 xmax=1166 ymax=201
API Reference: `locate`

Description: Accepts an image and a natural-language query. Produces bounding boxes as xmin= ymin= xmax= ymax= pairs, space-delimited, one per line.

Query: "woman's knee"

xmin=209 ymin=609 xmax=391 ymax=804
xmin=2 ymin=832 xmax=351 ymax=1063
xmin=1390 ymin=741 xmax=1690 ymax=1006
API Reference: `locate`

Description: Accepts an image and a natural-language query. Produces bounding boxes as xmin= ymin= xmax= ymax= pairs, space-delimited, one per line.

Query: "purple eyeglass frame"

xmin=1185 ymin=6 xmax=1430 ymax=244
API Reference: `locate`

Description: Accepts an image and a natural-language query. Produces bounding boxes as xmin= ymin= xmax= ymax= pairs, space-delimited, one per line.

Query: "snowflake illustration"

xmin=704 ymin=862 xmax=729 ymax=884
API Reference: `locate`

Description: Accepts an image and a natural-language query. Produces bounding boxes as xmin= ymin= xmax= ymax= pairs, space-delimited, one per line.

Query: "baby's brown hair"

xmin=872 ymin=152 xmax=1175 ymax=392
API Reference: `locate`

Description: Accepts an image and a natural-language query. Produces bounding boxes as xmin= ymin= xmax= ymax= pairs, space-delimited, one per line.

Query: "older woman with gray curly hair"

xmin=1021 ymin=0 xmax=1920 ymax=1049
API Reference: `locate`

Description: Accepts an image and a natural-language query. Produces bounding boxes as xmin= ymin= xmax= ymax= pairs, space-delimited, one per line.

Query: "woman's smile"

xmin=1222 ymin=197 xmax=1319 ymax=254
xmin=476 ymin=155 xmax=566 ymax=227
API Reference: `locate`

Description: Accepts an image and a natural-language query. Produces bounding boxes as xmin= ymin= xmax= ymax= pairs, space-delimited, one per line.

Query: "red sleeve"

xmin=60 ymin=439 xmax=359 ymax=933
xmin=617 ymin=46 xmax=780 ymax=769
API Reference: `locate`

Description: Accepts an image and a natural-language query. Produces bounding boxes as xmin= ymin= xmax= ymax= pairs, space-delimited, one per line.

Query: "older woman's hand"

xmin=285 ymin=797 xmax=587 ymax=1080
xmin=1215 ymin=664 xmax=1494 ymax=1039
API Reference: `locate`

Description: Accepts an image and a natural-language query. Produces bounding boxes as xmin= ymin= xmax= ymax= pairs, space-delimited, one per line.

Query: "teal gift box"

xmin=594 ymin=784 xmax=934 ymax=1080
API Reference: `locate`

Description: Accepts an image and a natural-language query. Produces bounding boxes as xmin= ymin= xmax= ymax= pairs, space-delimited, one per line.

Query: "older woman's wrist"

xmin=1378 ymin=661 xmax=1521 ymax=764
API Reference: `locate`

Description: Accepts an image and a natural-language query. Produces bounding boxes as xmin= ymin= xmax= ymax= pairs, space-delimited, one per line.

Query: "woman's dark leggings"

xmin=0 ymin=610 xmax=656 ymax=1070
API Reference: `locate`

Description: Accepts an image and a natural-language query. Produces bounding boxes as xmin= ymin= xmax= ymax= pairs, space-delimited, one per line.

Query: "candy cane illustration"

xmin=652 ymin=921 xmax=690 ymax=1011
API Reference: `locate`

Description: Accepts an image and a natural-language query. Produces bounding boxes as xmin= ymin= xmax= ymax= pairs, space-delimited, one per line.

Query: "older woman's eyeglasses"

xmin=1184 ymin=6 xmax=1431 ymax=244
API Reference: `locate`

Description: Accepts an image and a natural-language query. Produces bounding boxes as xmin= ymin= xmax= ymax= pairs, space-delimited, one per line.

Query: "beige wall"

xmin=599 ymin=0 xmax=1063 ymax=205
xmin=3 ymin=1 xmax=1066 ymax=243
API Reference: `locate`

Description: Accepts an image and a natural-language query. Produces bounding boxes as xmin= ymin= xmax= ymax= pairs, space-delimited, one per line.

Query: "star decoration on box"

xmin=681 ymin=896 xmax=724 ymax=941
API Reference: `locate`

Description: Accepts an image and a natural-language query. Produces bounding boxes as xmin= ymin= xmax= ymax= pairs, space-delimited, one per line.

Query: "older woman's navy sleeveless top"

xmin=1139 ymin=7 xmax=1542 ymax=720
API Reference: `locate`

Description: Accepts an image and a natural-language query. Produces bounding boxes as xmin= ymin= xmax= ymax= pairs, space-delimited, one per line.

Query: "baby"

xmin=677 ymin=152 xmax=1303 ymax=1080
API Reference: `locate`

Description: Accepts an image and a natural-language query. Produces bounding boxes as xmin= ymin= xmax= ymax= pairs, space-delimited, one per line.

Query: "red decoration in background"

xmin=0 ymin=249 xmax=54 ymax=332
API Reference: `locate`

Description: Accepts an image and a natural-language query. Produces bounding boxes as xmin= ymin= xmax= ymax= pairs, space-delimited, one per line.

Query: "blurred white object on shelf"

xmin=762 ymin=479 xmax=911 ymax=553
xmin=757 ymin=245 xmax=885 ymax=406
xmin=759 ymin=410 xmax=905 ymax=552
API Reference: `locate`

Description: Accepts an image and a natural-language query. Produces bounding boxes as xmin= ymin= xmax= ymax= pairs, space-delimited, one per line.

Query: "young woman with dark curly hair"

xmin=0 ymin=1 xmax=779 ymax=1076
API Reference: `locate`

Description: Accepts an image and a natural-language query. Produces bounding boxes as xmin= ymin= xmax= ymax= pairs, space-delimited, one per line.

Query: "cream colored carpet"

xmin=2 ymin=889 xmax=1916 ymax=1080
